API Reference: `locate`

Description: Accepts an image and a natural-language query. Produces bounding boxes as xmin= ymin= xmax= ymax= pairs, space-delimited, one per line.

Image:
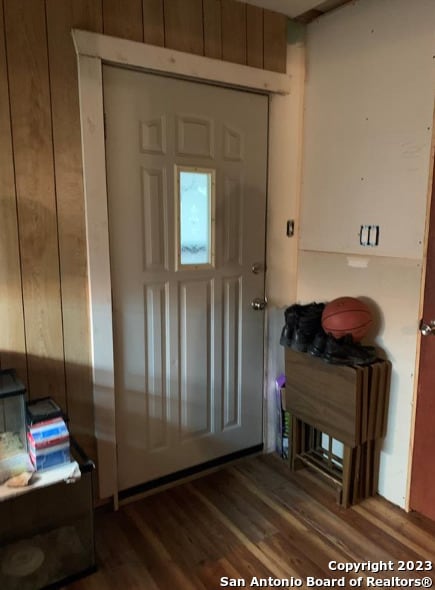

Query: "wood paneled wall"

xmin=0 ymin=0 xmax=287 ymax=457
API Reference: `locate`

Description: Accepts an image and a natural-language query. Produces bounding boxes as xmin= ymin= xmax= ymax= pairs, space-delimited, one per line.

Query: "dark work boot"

xmin=279 ymin=304 xmax=301 ymax=347
xmin=323 ymin=334 xmax=377 ymax=366
xmin=307 ymin=330 xmax=328 ymax=357
xmin=279 ymin=324 xmax=293 ymax=347
xmin=290 ymin=302 xmax=325 ymax=352
xmin=280 ymin=302 xmax=326 ymax=351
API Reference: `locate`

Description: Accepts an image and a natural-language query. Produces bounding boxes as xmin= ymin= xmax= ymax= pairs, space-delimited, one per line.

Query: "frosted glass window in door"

xmin=177 ymin=167 xmax=215 ymax=267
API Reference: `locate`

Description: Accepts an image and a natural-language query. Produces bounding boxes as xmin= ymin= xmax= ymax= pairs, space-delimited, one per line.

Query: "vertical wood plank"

xmin=373 ymin=439 xmax=382 ymax=495
xmin=365 ymin=440 xmax=373 ymax=499
xmin=263 ymin=9 xmax=287 ymax=73
xmin=46 ymin=0 xmax=102 ymax=454
xmin=143 ymin=0 xmax=164 ymax=47
xmin=203 ymin=0 xmax=222 ymax=60
xmin=341 ymin=446 xmax=353 ymax=508
xmin=0 ymin=0 xmax=27 ymax=383
xmin=361 ymin=366 xmax=369 ymax=443
xmin=4 ymin=0 xmax=66 ymax=407
xmin=352 ymin=445 xmax=361 ymax=505
xmin=164 ymin=0 xmax=204 ymax=55
xmin=103 ymin=0 xmax=143 ymax=42
xmin=375 ymin=362 xmax=386 ymax=440
xmin=383 ymin=361 xmax=392 ymax=437
xmin=246 ymin=4 xmax=263 ymax=69
xmin=221 ymin=0 xmax=246 ymax=65
xmin=367 ymin=364 xmax=379 ymax=441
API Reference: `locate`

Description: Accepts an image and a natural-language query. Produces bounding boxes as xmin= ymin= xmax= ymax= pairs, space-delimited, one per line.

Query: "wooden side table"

xmin=285 ymin=348 xmax=391 ymax=507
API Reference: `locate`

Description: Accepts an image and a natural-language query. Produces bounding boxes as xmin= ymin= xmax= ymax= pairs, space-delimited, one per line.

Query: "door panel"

xmin=145 ymin=282 xmax=168 ymax=451
xmin=410 ymin=155 xmax=435 ymax=520
xmin=179 ymin=278 xmax=212 ymax=438
xmin=141 ymin=168 xmax=168 ymax=270
xmin=223 ymin=276 xmax=241 ymax=430
xmin=103 ymin=65 xmax=268 ymax=491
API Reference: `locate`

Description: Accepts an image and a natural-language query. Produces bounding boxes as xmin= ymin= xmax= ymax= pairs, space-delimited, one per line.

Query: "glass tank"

xmin=0 ymin=439 xmax=96 ymax=589
xmin=0 ymin=369 xmax=30 ymax=484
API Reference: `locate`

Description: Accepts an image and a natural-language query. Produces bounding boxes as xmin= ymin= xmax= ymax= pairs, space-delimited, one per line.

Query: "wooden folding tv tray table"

xmin=285 ymin=348 xmax=391 ymax=508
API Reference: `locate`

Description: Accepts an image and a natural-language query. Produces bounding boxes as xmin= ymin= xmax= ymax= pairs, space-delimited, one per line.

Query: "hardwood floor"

xmin=72 ymin=454 xmax=435 ymax=589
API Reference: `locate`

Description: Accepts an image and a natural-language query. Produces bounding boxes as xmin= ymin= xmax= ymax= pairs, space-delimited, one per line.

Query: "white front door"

xmin=103 ymin=65 xmax=268 ymax=492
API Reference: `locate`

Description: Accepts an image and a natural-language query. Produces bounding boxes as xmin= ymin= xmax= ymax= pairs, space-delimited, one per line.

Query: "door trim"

xmin=407 ymin=101 xmax=435 ymax=512
xmin=72 ymin=30 xmax=291 ymax=95
xmin=73 ymin=29 xmax=292 ymax=503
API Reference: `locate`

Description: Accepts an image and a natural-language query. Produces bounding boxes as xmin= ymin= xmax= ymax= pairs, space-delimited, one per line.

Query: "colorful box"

xmin=276 ymin=374 xmax=291 ymax=459
xmin=28 ymin=417 xmax=70 ymax=472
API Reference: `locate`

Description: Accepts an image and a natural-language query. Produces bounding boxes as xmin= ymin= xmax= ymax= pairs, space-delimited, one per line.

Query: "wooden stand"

xmin=285 ymin=349 xmax=391 ymax=507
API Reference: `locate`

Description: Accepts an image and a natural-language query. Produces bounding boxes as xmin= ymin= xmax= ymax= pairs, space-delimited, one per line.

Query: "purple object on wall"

xmin=276 ymin=374 xmax=286 ymax=389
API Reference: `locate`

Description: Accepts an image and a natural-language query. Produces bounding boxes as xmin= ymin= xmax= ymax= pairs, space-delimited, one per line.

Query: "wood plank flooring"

xmin=72 ymin=454 xmax=435 ymax=589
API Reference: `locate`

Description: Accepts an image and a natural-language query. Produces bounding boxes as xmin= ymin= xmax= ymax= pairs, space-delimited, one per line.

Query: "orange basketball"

xmin=321 ymin=297 xmax=372 ymax=341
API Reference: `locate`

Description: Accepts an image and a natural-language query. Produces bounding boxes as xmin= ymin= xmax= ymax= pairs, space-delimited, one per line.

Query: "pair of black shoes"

xmin=280 ymin=302 xmax=325 ymax=352
xmin=308 ymin=331 xmax=376 ymax=366
xmin=280 ymin=302 xmax=377 ymax=366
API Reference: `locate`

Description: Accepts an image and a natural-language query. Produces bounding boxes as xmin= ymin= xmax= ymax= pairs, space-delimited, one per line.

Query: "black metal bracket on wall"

xmin=359 ymin=224 xmax=380 ymax=247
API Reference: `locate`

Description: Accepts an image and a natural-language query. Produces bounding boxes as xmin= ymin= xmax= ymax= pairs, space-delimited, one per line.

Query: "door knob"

xmin=251 ymin=297 xmax=267 ymax=311
xmin=420 ymin=319 xmax=435 ymax=336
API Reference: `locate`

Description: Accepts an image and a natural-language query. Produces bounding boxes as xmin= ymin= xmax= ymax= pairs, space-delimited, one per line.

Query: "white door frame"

xmin=72 ymin=29 xmax=292 ymax=502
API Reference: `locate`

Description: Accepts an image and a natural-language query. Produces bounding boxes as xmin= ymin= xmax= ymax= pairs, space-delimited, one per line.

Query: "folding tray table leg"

xmin=291 ymin=416 xmax=304 ymax=470
xmin=341 ymin=445 xmax=353 ymax=508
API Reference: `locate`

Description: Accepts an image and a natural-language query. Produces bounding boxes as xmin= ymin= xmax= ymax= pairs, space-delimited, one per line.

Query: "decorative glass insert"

xmin=176 ymin=166 xmax=215 ymax=267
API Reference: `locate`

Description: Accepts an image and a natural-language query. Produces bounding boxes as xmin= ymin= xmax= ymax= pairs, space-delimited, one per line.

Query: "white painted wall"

xmin=266 ymin=24 xmax=305 ymax=308
xmin=265 ymin=23 xmax=305 ymax=451
xmin=298 ymin=0 xmax=435 ymax=507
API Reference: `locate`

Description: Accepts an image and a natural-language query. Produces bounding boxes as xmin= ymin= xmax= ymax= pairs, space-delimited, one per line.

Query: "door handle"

xmin=420 ymin=319 xmax=435 ymax=336
xmin=251 ymin=297 xmax=267 ymax=311
xmin=251 ymin=263 xmax=263 ymax=275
